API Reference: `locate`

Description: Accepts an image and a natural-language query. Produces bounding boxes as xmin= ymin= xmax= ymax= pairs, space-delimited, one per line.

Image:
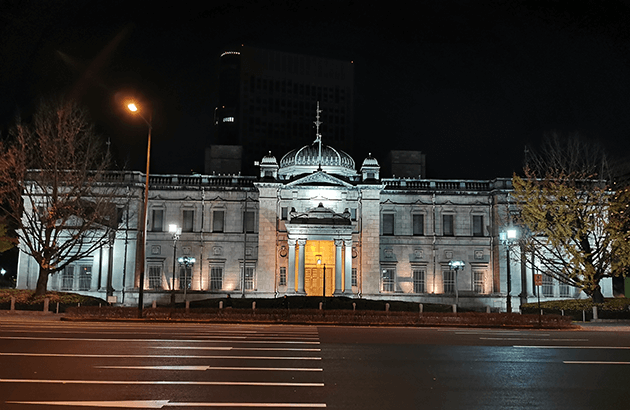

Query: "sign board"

xmin=534 ymin=274 xmax=543 ymax=286
xmin=107 ymin=296 xmax=117 ymax=304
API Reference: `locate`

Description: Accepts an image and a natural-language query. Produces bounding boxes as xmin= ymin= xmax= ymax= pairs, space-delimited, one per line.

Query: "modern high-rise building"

xmin=209 ymin=45 xmax=354 ymax=176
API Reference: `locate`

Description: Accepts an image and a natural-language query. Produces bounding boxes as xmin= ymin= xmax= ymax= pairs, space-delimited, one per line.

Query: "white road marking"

xmin=150 ymin=346 xmax=320 ymax=352
xmin=515 ymin=345 xmax=630 ymax=349
xmin=4 ymin=400 xmax=326 ymax=408
xmin=0 ymin=336 xmax=320 ymax=344
xmin=95 ymin=365 xmax=323 ymax=371
xmin=0 ymin=352 xmax=321 ymax=360
xmin=480 ymin=337 xmax=588 ymax=341
xmin=564 ymin=361 xmax=630 ymax=365
xmin=0 ymin=379 xmax=324 ymax=387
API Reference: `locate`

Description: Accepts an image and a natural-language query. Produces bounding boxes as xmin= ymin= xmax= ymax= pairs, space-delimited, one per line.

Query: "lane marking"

xmin=0 ymin=379 xmax=324 ymax=387
xmin=515 ymin=345 xmax=630 ymax=350
xmin=480 ymin=337 xmax=588 ymax=341
xmin=4 ymin=400 xmax=326 ymax=408
xmin=0 ymin=352 xmax=321 ymax=360
xmin=95 ymin=365 xmax=323 ymax=371
xmin=564 ymin=361 xmax=630 ymax=365
xmin=0 ymin=336 xmax=319 ymax=344
xmin=150 ymin=346 xmax=320 ymax=352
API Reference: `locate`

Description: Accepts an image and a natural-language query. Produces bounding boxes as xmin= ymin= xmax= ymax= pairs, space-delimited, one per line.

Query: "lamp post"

xmin=448 ymin=260 xmax=465 ymax=306
xmin=169 ymin=224 xmax=181 ymax=304
xmin=499 ymin=227 xmax=518 ymax=313
xmin=317 ymin=257 xmax=326 ymax=306
xmin=178 ymin=256 xmax=196 ymax=302
xmin=127 ymin=102 xmax=152 ymax=318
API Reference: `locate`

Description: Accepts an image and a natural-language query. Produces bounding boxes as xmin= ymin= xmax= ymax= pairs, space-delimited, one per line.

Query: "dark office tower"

xmin=209 ymin=45 xmax=354 ymax=175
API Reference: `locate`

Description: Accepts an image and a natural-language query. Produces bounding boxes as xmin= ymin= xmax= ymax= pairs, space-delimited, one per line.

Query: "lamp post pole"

xmin=169 ymin=224 xmax=181 ymax=305
xmin=448 ymin=260 xmax=465 ymax=307
xmin=178 ymin=256 xmax=196 ymax=303
xmin=500 ymin=227 xmax=518 ymax=313
xmin=127 ymin=103 xmax=151 ymax=319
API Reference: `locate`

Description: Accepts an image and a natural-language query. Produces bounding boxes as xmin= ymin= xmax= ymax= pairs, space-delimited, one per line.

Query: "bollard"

xmin=486 ymin=306 xmax=490 ymax=314
xmin=352 ymin=302 xmax=356 ymax=311
xmin=219 ymin=301 xmax=224 ymax=309
xmin=583 ymin=310 xmax=586 ymax=322
xmin=561 ymin=309 xmax=564 ymax=316
xmin=592 ymin=306 xmax=598 ymax=320
xmin=99 ymin=303 xmax=102 ymax=308
xmin=10 ymin=296 xmax=15 ymax=311
xmin=56 ymin=302 xmax=59 ymax=314
xmin=43 ymin=298 xmax=49 ymax=313
xmin=252 ymin=301 xmax=256 ymax=310
xmin=452 ymin=304 xmax=457 ymax=313
xmin=152 ymin=300 xmax=157 ymax=309
xmin=185 ymin=300 xmax=190 ymax=310
xmin=319 ymin=302 xmax=323 ymax=310
xmin=541 ymin=309 xmax=544 ymax=316
xmin=385 ymin=303 xmax=390 ymax=312
xmin=419 ymin=303 xmax=423 ymax=313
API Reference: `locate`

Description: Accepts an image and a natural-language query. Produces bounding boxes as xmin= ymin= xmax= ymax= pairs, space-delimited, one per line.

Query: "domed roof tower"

xmin=278 ymin=102 xmax=357 ymax=179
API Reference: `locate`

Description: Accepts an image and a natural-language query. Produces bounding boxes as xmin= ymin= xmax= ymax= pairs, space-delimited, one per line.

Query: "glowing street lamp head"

xmin=127 ymin=103 xmax=138 ymax=112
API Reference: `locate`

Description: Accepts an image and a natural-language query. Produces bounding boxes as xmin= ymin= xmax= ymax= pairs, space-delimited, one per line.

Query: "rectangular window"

xmin=78 ymin=266 xmax=91 ymax=291
xmin=279 ymin=267 xmax=287 ymax=286
xmin=148 ymin=265 xmax=162 ymax=290
xmin=351 ymin=208 xmax=357 ymax=221
xmin=443 ymin=270 xmax=455 ymax=294
xmin=413 ymin=214 xmax=424 ymax=236
xmin=183 ymin=210 xmax=194 ymax=232
xmin=443 ymin=215 xmax=454 ymax=236
xmin=151 ymin=210 xmax=164 ymax=232
xmin=381 ymin=268 xmax=395 ymax=292
xmin=281 ymin=207 xmax=288 ymax=220
xmin=244 ymin=266 xmax=255 ymax=290
xmin=413 ymin=269 xmax=425 ymax=293
xmin=473 ymin=215 xmax=484 ymax=237
xmin=61 ymin=266 xmax=74 ymax=291
xmin=559 ymin=281 xmax=571 ymax=297
xmin=542 ymin=274 xmax=554 ymax=297
xmin=210 ymin=267 xmax=223 ymax=290
xmin=352 ymin=268 xmax=357 ymax=287
xmin=473 ymin=271 xmax=484 ymax=293
xmin=179 ymin=267 xmax=192 ymax=290
xmin=244 ymin=211 xmax=255 ymax=233
xmin=383 ymin=214 xmax=395 ymax=236
xmin=212 ymin=211 xmax=224 ymax=233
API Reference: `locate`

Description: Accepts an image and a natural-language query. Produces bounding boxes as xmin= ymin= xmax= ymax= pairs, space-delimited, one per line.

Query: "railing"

xmin=382 ymin=178 xmax=509 ymax=191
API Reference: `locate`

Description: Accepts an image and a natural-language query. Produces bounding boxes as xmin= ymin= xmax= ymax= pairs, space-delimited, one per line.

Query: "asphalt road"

xmin=1 ymin=317 xmax=629 ymax=409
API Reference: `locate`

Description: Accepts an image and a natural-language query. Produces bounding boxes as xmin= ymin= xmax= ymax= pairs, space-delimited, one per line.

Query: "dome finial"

xmin=314 ymin=101 xmax=323 ymax=170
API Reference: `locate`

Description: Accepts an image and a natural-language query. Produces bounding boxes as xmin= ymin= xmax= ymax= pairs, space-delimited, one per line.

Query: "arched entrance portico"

xmin=285 ymin=204 xmax=354 ymax=297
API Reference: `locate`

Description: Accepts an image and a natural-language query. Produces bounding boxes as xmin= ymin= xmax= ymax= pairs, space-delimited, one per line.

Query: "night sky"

xmin=2 ymin=0 xmax=630 ymax=180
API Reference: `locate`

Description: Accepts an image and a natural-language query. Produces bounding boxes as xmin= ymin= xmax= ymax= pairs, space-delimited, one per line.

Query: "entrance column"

xmin=297 ymin=239 xmax=306 ymax=294
xmin=287 ymin=239 xmax=296 ymax=294
xmin=344 ymin=239 xmax=353 ymax=295
xmin=334 ymin=239 xmax=343 ymax=295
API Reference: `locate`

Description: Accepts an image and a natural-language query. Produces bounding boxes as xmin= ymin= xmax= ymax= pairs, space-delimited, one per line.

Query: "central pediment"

xmin=284 ymin=171 xmax=355 ymax=188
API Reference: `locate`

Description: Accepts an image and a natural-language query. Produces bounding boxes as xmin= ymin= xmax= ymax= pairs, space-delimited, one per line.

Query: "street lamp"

xmin=448 ymin=260 xmax=465 ymax=306
xmin=169 ymin=224 xmax=181 ymax=304
xmin=178 ymin=256 xmax=196 ymax=302
xmin=317 ymin=256 xmax=326 ymax=302
xmin=499 ymin=227 xmax=519 ymax=313
xmin=127 ymin=101 xmax=152 ymax=318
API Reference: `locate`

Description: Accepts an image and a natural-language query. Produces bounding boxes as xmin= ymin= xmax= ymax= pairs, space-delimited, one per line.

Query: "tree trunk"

xmin=591 ymin=285 xmax=605 ymax=303
xmin=34 ymin=267 xmax=50 ymax=296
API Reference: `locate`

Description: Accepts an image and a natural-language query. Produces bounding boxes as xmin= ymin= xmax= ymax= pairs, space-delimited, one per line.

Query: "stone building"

xmin=15 ymin=111 xmax=613 ymax=311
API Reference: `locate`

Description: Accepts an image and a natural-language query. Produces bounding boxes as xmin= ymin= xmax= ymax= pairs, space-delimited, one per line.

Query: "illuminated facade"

xmin=16 ymin=109 xmax=614 ymax=311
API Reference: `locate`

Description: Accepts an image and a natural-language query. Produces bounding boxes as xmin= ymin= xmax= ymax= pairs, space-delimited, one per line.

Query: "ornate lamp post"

xmin=448 ymin=260 xmax=465 ymax=306
xmin=499 ymin=227 xmax=519 ymax=313
xmin=178 ymin=256 xmax=196 ymax=302
xmin=169 ymin=224 xmax=181 ymax=304
xmin=317 ymin=256 xmax=326 ymax=306
xmin=126 ymin=102 xmax=152 ymax=318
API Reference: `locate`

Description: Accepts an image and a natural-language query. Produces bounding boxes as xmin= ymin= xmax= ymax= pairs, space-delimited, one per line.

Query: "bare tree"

xmin=0 ymin=97 xmax=124 ymax=295
xmin=514 ymin=133 xmax=630 ymax=303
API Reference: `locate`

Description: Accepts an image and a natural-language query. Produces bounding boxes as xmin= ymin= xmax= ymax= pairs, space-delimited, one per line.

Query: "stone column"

xmin=344 ymin=239 xmax=353 ymax=295
xmin=334 ymin=239 xmax=343 ymax=295
xmin=287 ymin=239 xmax=296 ymax=294
xmin=297 ymin=239 xmax=306 ymax=294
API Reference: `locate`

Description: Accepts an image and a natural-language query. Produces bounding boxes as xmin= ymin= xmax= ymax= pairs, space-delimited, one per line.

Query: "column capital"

xmin=288 ymin=238 xmax=297 ymax=247
xmin=297 ymin=238 xmax=307 ymax=246
xmin=334 ymin=239 xmax=344 ymax=247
